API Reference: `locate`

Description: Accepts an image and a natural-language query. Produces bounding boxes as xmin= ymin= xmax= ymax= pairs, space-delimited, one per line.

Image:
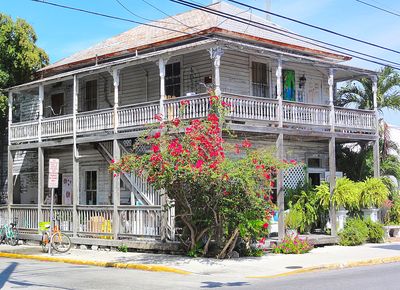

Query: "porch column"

xmin=37 ymin=84 xmax=44 ymax=232
xmin=372 ymin=75 xmax=380 ymax=177
xmin=275 ymin=57 xmax=285 ymax=240
xmin=7 ymin=91 xmax=13 ymax=218
xmin=158 ymin=57 xmax=168 ymax=120
xmin=112 ymin=68 xmax=120 ymax=134
xmin=72 ymin=75 xmax=79 ymax=237
xmin=112 ymin=68 xmax=121 ymax=239
xmin=209 ymin=47 xmax=224 ymax=96
xmin=328 ymin=68 xmax=337 ymax=236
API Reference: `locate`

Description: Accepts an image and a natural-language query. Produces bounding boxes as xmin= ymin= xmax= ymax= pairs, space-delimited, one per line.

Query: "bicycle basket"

xmin=39 ymin=222 xmax=51 ymax=232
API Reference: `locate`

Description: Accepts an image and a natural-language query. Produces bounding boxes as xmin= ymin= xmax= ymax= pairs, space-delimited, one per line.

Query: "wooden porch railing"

xmin=76 ymin=205 xmax=114 ymax=236
xmin=41 ymin=115 xmax=73 ymax=138
xmin=118 ymin=205 xmax=161 ymax=237
xmin=0 ymin=206 xmax=8 ymax=225
xmin=282 ymin=101 xmax=330 ymax=126
xmin=9 ymin=94 xmax=377 ymax=143
xmin=77 ymin=108 xmax=114 ymax=133
xmin=10 ymin=204 xmax=38 ymax=231
xmin=42 ymin=205 xmax=73 ymax=232
xmin=334 ymin=107 xmax=376 ymax=131
xmin=118 ymin=101 xmax=160 ymax=128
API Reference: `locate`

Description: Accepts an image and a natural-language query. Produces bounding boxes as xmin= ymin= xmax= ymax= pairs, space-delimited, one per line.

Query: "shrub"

xmin=285 ymin=206 xmax=304 ymax=231
xmin=360 ymin=178 xmax=390 ymax=208
xmin=271 ymin=236 xmax=313 ymax=254
xmin=117 ymin=244 xmax=128 ymax=253
xmin=333 ymin=178 xmax=362 ymax=210
xmin=364 ymin=219 xmax=384 ymax=243
xmin=339 ymin=218 xmax=368 ymax=246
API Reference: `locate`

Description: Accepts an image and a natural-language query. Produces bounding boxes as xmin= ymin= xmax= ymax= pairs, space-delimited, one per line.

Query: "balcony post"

xmin=275 ymin=56 xmax=285 ymax=240
xmin=328 ymin=68 xmax=337 ymax=236
xmin=37 ymin=84 xmax=44 ymax=232
xmin=372 ymin=75 xmax=380 ymax=177
xmin=112 ymin=68 xmax=121 ymax=239
xmin=112 ymin=68 xmax=120 ymax=134
xmin=72 ymin=75 xmax=79 ymax=237
xmin=209 ymin=47 xmax=224 ymax=96
xmin=158 ymin=57 xmax=169 ymax=120
xmin=7 ymin=91 xmax=13 ymax=218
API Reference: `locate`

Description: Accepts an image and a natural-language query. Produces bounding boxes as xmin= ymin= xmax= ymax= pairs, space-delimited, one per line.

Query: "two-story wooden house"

xmin=1 ymin=2 xmax=379 ymax=248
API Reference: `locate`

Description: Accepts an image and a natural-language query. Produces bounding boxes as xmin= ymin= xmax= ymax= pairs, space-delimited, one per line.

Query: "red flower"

xmin=263 ymin=223 xmax=269 ymax=229
xmin=223 ymin=190 xmax=230 ymax=196
xmin=111 ymin=159 xmax=115 ymax=164
xmin=180 ymin=100 xmax=190 ymax=106
xmin=207 ymin=113 xmax=219 ymax=124
xmin=172 ymin=118 xmax=180 ymax=127
xmin=151 ymin=144 xmax=160 ymax=153
xmin=195 ymin=159 xmax=204 ymax=169
xmin=263 ymin=173 xmax=271 ymax=180
xmin=290 ymin=159 xmax=297 ymax=165
xmin=210 ymin=95 xmax=219 ymax=105
xmin=221 ymin=101 xmax=231 ymax=107
xmin=153 ymin=132 xmax=161 ymax=139
xmin=259 ymin=237 xmax=266 ymax=244
xmin=270 ymin=181 xmax=275 ymax=187
xmin=235 ymin=144 xmax=240 ymax=154
xmin=242 ymin=139 xmax=252 ymax=148
xmin=154 ymin=113 xmax=163 ymax=121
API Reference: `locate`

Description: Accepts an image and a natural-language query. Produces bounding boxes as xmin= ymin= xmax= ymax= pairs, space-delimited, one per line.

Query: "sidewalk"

xmin=1 ymin=241 xmax=400 ymax=278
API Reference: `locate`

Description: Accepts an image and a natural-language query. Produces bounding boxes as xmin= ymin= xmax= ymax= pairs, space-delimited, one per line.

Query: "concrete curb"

xmin=247 ymin=256 xmax=400 ymax=279
xmin=0 ymin=252 xmax=191 ymax=275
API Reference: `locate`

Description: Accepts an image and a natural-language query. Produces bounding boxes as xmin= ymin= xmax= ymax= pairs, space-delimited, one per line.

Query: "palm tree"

xmin=335 ymin=66 xmax=400 ymax=180
xmin=335 ymin=66 xmax=400 ymax=111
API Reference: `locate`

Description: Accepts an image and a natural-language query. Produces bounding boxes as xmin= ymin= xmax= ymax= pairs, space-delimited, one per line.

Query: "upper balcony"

xmin=9 ymin=92 xmax=376 ymax=145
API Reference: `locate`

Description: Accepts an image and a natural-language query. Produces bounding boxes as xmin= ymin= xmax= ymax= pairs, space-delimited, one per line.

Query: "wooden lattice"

xmin=283 ymin=165 xmax=306 ymax=191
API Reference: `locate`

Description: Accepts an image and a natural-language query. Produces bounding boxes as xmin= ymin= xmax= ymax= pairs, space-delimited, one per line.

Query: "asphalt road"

xmin=0 ymin=258 xmax=399 ymax=290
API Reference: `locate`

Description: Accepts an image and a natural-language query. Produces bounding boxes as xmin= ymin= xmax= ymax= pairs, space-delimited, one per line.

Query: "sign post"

xmin=48 ymin=158 xmax=59 ymax=255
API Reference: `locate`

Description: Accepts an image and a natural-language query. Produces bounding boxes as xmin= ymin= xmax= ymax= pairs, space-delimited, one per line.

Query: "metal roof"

xmin=40 ymin=1 xmax=350 ymax=74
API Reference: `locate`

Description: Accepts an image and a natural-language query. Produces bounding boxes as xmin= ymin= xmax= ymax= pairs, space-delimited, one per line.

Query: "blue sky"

xmin=2 ymin=0 xmax=400 ymax=125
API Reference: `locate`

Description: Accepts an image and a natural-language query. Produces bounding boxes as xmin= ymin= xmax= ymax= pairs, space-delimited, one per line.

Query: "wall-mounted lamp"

xmin=299 ymin=74 xmax=307 ymax=89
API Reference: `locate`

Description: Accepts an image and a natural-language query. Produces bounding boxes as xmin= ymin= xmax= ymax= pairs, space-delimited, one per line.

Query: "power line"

xmin=171 ymin=0 xmax=400 ymax=69
xmin=355 ymin=0 xmax=400 ymax=18
xmin=30 ymin=0 xmax=400 ymax=69
xmin=227 ymin=0 xmax=400 ymax=55
xmin=114 ymin=0 xmax=179 ymax=25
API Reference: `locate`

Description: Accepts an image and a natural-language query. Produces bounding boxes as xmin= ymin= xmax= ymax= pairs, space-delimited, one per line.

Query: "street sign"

xmin=48 ymin=158 xmax=59 ymax=188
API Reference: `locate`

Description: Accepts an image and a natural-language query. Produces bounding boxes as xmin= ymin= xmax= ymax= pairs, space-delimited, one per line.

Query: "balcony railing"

xmin=9 ymin=94 xmax=377 ymax=143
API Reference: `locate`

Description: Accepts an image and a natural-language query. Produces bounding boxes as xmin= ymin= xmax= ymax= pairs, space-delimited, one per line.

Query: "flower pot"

xmin=336 ymin=209 xmax=348 ymax=231
xmin=362 ymin=208 xmax=379 ymax=222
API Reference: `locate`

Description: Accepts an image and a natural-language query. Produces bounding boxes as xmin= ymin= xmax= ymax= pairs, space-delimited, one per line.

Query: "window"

xmin=309 ymin=173 xmax=321 ymax=186
xmin=50 ymin=93 xmax=64 ymax=116
xmin=308 ymin=158 xmax=321 ymax=168
xmin=85 ymin=80 xmax=97 ymax=111
xmin=165 ymin=62 xmax=181 ymax=97
xmin=251 ymin=62 xmax=270 ymax=98
xmin=85 ymin=171 xmax=97 ymax=205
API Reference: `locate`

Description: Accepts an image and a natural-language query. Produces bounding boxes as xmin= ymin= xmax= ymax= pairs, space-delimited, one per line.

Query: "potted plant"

xmin=285 ymin=206 xmax=303 ymax=238
xmin=360 ymin=178 xmax=389 ymax=222
xmin=315 ymin=178 xmax=361 ymax=231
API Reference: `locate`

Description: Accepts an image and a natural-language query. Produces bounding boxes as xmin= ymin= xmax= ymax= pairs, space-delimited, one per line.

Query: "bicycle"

xmin=0 ymin=218 xmax=19 ymax=246
xmin=40 ymin=218 xmax=71 ymax=253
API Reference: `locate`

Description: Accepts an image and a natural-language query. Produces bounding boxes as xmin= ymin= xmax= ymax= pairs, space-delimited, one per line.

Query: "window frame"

xmin=85 ymin=79 xmax=98 ymax=111
xmin=165 ymin=61 xmax=182 ymax=98
xmin=250 ymin=60 xmax=271 ymax=98
xmin=84 ymin=170 xmax=98 ymax=205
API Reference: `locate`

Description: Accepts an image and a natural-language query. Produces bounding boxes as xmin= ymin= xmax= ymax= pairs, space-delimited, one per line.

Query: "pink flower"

xmin=111 ymin=159 xmax=115 ymax=164
xmin=195 ymin=159 xmax=204 ymax=169
xmin=263 ymin=223 xmax=269 ymax=229
xmin=154 ymin=113 xmax=163 ymax=121
xmin=242 ymin=139 xmax=252 ymax=148
xmin=153 ymin=132 xmax=161 ymax=139
xmin=151 ymin=144 xmax=160 ymax=153
xmin=180 ymin=100 xmax=190 ymax=106
xmin=172 ymin=118 xmax=181 ymax=127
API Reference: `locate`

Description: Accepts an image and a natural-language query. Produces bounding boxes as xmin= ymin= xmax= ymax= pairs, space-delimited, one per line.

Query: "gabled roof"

xmin=40 ymin=1 xmax=351 ymax=75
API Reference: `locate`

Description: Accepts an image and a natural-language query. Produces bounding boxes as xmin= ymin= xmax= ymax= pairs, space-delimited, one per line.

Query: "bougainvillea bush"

xmin=271 ymin=236 xmax=313 ymax=254
xmin=110 ymin=94 xmax=288 ymax=258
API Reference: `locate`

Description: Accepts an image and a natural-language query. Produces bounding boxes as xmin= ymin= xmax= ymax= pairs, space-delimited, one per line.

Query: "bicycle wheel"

xmin=41 ymin=232 xmax=49 ymax=253
xmin=51 ymin=232 xmax=71 ymax=253
xmin=8 ymin=228 xmax=19 ymax=246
